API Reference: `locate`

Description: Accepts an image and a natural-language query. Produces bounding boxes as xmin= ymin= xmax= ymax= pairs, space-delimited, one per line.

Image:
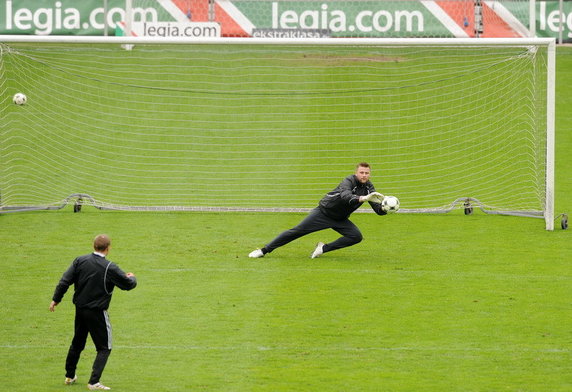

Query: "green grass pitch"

xmin=0 ymin=46 xmax=571 ymax=391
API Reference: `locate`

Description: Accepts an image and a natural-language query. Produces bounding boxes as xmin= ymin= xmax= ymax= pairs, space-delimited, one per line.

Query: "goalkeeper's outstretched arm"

xmin=359 ymin=192 xmax=387 ymax=216
xmin=359 ymin=192 xmax=383 ymax=203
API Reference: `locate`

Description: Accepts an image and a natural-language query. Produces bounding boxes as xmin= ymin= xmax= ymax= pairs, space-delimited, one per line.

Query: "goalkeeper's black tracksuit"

xmin=52 ymin=253 xmax=137 ymax=385
xmin=262 ymin=174 xmax=386 ymax=255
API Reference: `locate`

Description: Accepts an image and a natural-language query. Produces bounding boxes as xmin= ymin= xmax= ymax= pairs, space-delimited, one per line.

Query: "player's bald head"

xmin=93 ymin=234 xmax=111 ymax=252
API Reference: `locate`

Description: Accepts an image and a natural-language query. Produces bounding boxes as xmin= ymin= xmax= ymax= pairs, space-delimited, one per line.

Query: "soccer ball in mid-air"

xmin=13 ymin=93 xmax=27 ymax=105
xmin=382 ymin=196 xmax=400 ymax=213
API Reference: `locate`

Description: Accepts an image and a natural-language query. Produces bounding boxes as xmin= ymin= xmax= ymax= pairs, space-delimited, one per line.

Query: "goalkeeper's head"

xmin=355 ymin=162 xmax=371 ymax=184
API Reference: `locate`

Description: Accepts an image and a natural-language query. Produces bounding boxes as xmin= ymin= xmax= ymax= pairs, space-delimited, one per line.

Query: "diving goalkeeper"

xmin=249 ymin=162 xmax=387 ymax=259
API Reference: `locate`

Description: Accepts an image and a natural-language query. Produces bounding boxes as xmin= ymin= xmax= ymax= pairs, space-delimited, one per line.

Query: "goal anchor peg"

xmin=73 ymin=197 xmax=83 ymax=213
xmin=558 ymin=213 xmax=568 ymax=230
xmin=464 ymin=199 xmax=473 ymax=215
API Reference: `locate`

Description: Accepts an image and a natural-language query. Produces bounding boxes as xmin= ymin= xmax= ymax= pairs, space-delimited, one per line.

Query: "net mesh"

xmin=0 ymin=41 xmax=547 ymax=214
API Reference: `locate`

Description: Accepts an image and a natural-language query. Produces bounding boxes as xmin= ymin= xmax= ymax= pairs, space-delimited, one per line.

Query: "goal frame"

xmin=0 ymin=35 xmax=556 ymax=230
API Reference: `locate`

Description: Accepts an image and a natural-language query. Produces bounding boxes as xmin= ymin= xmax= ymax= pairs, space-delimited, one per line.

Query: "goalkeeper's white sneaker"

xmin=87 ymin=382 xmax=111 ymax=390
xmin=311 ymin=242 xmax=325 ymax=259
xmin=248 ymin=249 xmax=264 ymax=258
xmin=64 ymin=375 xmax=77 ymax=385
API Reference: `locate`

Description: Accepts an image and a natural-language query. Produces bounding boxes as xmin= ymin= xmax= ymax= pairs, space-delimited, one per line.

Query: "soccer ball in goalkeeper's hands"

xmin=13 ymin=93 xmax=27 ymax=105
xmin=382 ymin=196 xmax=400 ymax=213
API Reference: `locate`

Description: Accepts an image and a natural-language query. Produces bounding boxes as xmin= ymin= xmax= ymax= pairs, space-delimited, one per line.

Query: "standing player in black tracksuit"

xmin=49 ymin=234 xmax=137 ymax=391
xmin=249 ymin=162 xmax=387 ymax=259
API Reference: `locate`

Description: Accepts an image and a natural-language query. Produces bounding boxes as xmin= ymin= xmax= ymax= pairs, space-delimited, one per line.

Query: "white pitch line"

xmin=1 ymin=344 xmax=569 ymax=353
xmin=148 ymin=267 xmax=572 ymax=281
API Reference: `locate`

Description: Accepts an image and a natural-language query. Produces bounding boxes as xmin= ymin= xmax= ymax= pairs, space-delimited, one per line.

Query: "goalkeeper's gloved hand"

xmin=360 ymin=192 xmax=384 ymax=204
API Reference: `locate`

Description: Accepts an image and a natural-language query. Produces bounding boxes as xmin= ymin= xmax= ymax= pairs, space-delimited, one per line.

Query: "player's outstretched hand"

xmin=362 ymin=192 xmax=384 ymax=203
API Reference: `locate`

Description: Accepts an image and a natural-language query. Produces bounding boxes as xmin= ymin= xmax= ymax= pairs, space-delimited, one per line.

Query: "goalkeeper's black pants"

xmin=264 ymin=207 xmax=362 ymax=254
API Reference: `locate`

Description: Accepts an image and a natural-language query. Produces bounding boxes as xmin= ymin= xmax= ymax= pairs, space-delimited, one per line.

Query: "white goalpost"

xmin=0 ymin=36 xmax=556 ymax=229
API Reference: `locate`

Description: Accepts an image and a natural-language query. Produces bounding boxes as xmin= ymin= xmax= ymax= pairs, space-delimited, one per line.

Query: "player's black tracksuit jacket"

xmin=264 ymin=174 xmax=386 ymax=254
xmin=53 ymin=253 xmax=137 ymax=309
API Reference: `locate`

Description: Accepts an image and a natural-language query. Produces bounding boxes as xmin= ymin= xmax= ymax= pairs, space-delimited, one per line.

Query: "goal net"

xmin=0 ymin=37 xmax=555 ymax=229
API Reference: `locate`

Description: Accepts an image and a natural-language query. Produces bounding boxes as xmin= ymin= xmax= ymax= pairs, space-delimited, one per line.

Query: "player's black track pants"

xmin=65 ymin=307 xmax=112 ymax=385
xmin=265 ymin=207 xmax=362 ymax=254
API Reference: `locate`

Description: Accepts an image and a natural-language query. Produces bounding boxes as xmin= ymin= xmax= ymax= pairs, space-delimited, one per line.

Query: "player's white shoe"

xmin=248 ymin=249 xmax=264 ymax=258
xmin=87 ymin=383 xmax=111 ymax=390
xmin=64 ymin=375 xmax=77 ymax=385
xmin=311 ymin=242 xmax=325 ymax=259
